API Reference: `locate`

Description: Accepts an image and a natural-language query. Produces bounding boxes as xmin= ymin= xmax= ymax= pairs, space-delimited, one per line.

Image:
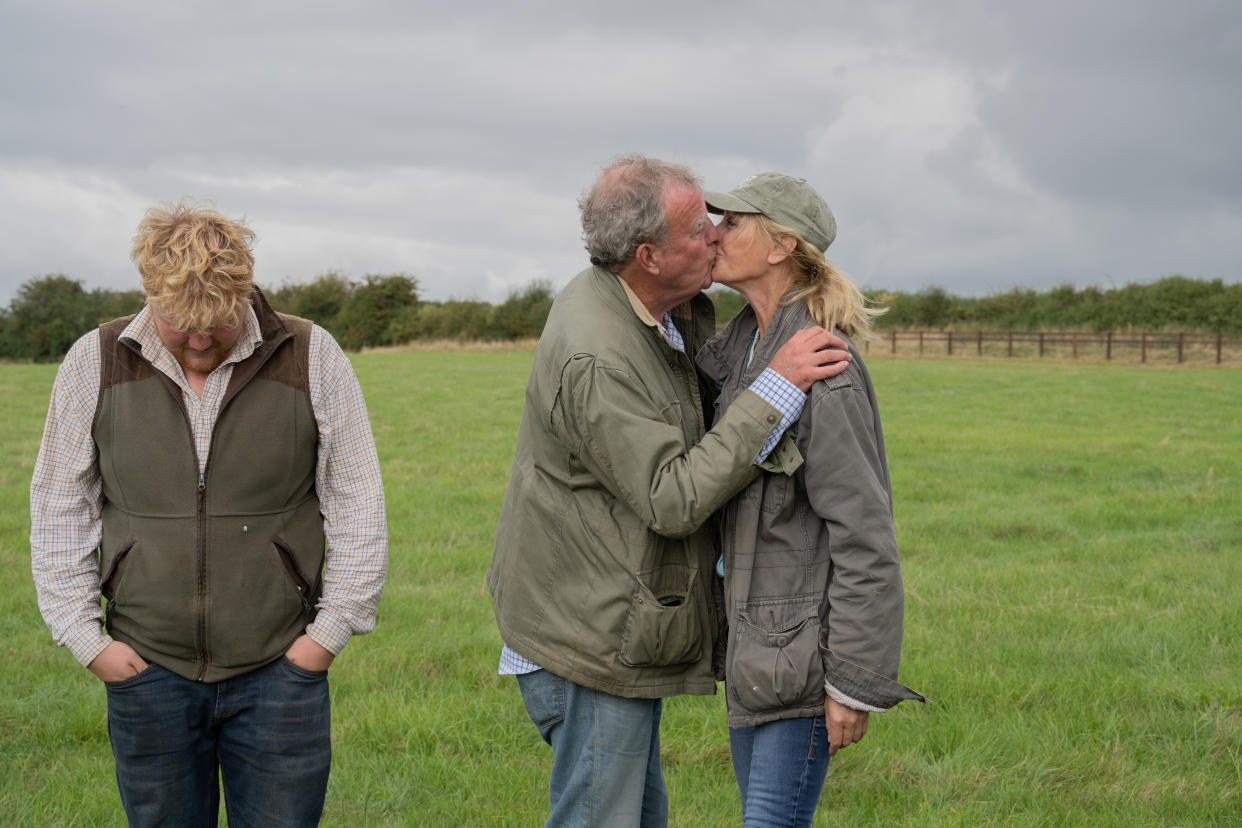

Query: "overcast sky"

xmin=2 ymin=0 xmax=1239 ymax=306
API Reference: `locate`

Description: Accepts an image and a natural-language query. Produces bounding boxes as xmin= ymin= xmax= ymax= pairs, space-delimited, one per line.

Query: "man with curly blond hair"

xmin=30 ymin=200 xmax=387 ymax=827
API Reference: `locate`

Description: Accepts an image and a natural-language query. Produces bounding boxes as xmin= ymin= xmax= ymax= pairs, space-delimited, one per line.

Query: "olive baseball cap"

xmin=704 ymin=173 xmax=837 ymax=252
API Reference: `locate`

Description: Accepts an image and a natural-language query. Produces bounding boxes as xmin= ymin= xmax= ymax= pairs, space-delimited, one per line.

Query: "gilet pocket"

xmin=273 ymin=536 xmax=318 ymax=624
xmin=730 ymin=598 xmax=824 ymax=712
xmin=101 ymin=539 xmax=135 ymax=630
xmin=618 ymin=563 xmax=703 ymax=668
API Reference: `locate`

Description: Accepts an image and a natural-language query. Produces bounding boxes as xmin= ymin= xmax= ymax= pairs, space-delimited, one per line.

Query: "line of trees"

xmin=863 ymin=277 xmax=1242 ymax=332
xmin=710 ymin=276 xmax=1242 ymax=333
xmin=0 ymin=272 xmax=554 ymax=361
xmin=1 ymin=273 xmax=1237 ymax=362
xmin=265 ymin=273 xmax=555 ymax=350
xmin=0 ymin=275 xmax=145 ymax=362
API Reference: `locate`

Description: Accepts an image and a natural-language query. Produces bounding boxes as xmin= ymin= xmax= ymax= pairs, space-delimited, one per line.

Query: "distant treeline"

xmin=0 ymin=272 xmax=554 ymax=361
xmin=263 ymin=273 xmax=554 ymax=350
xmin=870 ymin=277 xmax=1242 ymax=333
xmin=1 ymin=272 xmax=1237 ymax=362
xmin=709 ymin=276 xmax=1242 ymax=333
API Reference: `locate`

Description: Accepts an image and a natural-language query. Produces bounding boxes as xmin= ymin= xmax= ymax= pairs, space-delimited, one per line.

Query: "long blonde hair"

xmin=752 ymin=214 xmax=884 ymax=340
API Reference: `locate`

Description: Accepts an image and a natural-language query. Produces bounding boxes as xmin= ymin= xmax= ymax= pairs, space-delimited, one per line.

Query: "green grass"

xmin=2 ymin=352 xmax=1240 ymax=826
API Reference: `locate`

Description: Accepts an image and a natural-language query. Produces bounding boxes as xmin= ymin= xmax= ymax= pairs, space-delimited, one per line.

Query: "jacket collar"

xmin=592 ymin=265 xmax=716 ymax=354
xmin=698 ymin=294 xmax=816 ymax=385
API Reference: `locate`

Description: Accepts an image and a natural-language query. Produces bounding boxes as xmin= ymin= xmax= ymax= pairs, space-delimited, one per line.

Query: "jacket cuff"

xmin=756 ymin=433 xmax=804 ymax=475
xmin=821 ymin=648 xmax=928 ymax=709
xmin=825 ymin=680 xmax=886 ymax=713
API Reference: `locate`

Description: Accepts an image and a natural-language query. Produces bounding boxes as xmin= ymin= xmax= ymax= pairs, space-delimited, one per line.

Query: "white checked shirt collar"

xmin=121 ymin=303 xmax=264 ymax=397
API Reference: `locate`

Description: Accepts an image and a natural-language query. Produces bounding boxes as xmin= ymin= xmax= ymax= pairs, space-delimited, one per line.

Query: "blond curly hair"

xmin=131 ymin=199 xmax=255 ymax=331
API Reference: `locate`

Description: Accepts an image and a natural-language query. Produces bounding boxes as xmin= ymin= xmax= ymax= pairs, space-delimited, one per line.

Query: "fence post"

xmin=1072 ymin=331 xmax=1078 ymax=359
xmin=1039 ymin=332 xmax=1045 ymax=357
xmin=948 ymin=331 xmax=953 ymax=356
xmin=1218 ymin=333 xmax=1224 ymax=364
xmin=977 ymin=330 xmax=983 ymax=356
xmin=1178 ymin=333 xmax=1184 ymax=363
xmin=919 ymin=331 xmax=924 ymax=355
xmin=891 ymin=329 xmax=897 ymax=355
xmin=1106 ymin=331 xmax=1112 ymax=361
xmin=1007 ymin=331 xmax=1013 ymax=357
xmin=1141 ymin=332 xmax=1147 ymax=363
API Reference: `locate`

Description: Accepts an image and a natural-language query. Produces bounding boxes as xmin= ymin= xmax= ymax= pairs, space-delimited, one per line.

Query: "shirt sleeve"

xmin=303 ymin=326 xmax=388 ymax=654
xmin=30 ymin=331 xmax=111 ymax=668
xmin=747 ymin=367 xmax=805 ymax=462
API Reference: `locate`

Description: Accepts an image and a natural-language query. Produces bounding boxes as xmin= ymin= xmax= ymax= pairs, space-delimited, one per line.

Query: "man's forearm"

xmin=570 ymin=360 xmax=782 ymax=539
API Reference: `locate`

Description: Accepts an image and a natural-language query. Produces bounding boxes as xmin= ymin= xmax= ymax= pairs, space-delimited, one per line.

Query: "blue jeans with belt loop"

xmin=517 ymin=668 xmax=668 ymax=827
xmin=729 ymin=714 xmax=832 ymax=828
xmin=104 ymin=657 xmax=331 ymax=827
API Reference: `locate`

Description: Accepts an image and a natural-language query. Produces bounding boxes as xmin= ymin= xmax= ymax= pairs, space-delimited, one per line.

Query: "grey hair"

xmin=579 ymin=154 xmax=701 ymax=268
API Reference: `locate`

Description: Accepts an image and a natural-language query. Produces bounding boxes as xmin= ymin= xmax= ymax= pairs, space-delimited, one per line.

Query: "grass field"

xmin=1 ymin=351 xmax=1239 ymax=826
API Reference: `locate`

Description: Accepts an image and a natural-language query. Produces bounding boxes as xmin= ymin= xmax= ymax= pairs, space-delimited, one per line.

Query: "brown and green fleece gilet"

xmin=93 ymin=292 xmax=325 ymax=682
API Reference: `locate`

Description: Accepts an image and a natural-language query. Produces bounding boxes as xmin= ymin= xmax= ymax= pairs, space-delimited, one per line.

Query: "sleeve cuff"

xmin=747 ymin=368 xmax=805 ymax=463
xmin=825 ymin=680 xmax=887 ymax=713
xmin=821 ymin=648 xmax=928 ymax=709
xmin=67 ymin=629 xmax=113 ymax=670
xmin=305 ymin=613 xmax=353 ymax=656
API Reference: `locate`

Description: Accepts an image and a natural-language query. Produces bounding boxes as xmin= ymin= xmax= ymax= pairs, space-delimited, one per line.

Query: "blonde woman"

xmin=697 ymin=174 xmax=925 ymax=827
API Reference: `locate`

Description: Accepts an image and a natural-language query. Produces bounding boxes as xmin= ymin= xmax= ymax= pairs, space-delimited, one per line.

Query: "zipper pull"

xmin=198 ymin=472 xmax=205 ymax=492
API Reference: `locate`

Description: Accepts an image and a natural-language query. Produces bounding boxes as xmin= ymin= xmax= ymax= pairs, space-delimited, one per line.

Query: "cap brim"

xmin=703 ymin=190 xmax=761 ymax=215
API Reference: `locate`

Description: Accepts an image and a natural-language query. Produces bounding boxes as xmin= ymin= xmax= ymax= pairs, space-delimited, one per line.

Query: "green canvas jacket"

xmin=488 ymin=266 xmax=782 ymax=699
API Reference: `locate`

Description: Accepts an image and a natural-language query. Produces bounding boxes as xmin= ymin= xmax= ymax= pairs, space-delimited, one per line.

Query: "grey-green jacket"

xmin=698 ymin=299 xmax=925 ymax=727
xmin=488 ymin=266 xmax=783 ymax=699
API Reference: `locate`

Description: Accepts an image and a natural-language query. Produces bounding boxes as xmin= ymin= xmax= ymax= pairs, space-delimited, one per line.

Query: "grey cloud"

xmin=1 ymin=0 xmax=1239 ymax=306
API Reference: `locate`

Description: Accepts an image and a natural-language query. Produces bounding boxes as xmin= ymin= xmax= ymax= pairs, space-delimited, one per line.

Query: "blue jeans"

xmin=516 ymin=669 xmax=668 ymax=827
xmin=104 ymin=658 xmax=331 ymax=827
xmin=729 ymin=715 xmax=831 ymax=828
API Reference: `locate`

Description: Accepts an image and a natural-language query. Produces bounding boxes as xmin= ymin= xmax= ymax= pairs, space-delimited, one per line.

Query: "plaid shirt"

xmin=30 ymin=304 xmax=387 ymax=668
xmin=499 ymin=310 xmax=804 ymax=676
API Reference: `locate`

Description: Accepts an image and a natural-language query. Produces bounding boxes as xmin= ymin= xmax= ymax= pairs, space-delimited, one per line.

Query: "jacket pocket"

xmin=618 ymin=563 xmax=703 ymax=668
xmin=101 ymin=539 xmax=135 ymax=629
xmin=273 ymin=536 xmax=318 ymax=624
xmin=730 ymin=597 xmax=825 ymax=712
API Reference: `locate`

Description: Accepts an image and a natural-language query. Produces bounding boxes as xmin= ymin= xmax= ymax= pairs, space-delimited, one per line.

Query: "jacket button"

xmin=242 ymin=524 xmax=249 ymax=533
xmin=776 ymin=635 xmax=789 ymax=647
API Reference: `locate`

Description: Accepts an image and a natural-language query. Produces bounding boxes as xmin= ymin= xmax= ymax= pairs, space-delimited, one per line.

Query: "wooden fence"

xmin=863 ymin=330 xmax=1242 ymax=364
